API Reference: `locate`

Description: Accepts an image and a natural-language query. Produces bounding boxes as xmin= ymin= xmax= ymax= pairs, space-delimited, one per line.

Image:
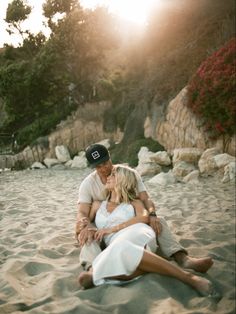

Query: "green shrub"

xmin=110 ymin=137 xmax=165 ymax=167
xmin=16 ymin=108 xmax=73 ymax=150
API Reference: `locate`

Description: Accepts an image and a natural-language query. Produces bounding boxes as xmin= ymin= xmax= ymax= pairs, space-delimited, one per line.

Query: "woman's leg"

xmin=137 ymin=250 xmax=212 ymax=295
xmin=78 ymin=268 xmax=145 ymax=288
xmin=79 ymin=249 xmax=212 ymax=295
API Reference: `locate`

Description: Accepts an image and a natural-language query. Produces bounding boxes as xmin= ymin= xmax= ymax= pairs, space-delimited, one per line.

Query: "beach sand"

xmin=0 ymin=168 xmax=235 ymax=314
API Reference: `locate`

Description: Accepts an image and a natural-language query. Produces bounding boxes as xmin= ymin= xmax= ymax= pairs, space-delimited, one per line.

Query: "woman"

xmin=79 ymin=165 xmax=212 ymax=296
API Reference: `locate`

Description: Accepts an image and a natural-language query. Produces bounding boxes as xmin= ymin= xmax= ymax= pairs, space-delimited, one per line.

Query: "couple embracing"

xmin=76 ymin=144 xmax=213 ymax=295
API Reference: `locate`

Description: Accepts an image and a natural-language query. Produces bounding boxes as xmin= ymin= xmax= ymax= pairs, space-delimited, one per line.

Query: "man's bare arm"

xmin=77 ymin=203 xmax=91 ymax=221
xmin=75 ymin=203 xmax=91 ymax=242
xmin=138 ymin=191 xmax=162 ymax=235
xmin=138 ymin=191 xmax=156 ymax=213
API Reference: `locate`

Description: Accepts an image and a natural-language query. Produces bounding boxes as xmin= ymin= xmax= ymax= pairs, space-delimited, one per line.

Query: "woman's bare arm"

xmin=94 ymin=199 xmax=149 ymax=241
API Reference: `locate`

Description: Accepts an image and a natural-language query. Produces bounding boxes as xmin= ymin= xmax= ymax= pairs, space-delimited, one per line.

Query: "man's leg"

xmin=157 ymin=217 xmax=213 ymax=273
xmin=79 ymin=241 xmax=102 ymax=271
xmin=172 ymin=251 xmax=213 ymax=273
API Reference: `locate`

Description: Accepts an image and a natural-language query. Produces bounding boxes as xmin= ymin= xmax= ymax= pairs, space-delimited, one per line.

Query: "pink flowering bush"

xmin=187 ymin=38 xmax=236 ymax=139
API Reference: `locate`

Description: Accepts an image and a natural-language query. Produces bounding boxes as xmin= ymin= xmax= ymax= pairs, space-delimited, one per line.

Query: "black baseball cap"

xmin=85 ymin=144 xmax=110 ymax=168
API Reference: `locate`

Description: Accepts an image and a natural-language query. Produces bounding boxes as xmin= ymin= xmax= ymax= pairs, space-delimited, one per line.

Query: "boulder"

xmin=44 ymin=158 xmax=61 ymax=168
xmin=172 ymin=148 xmax=203 ymax=165
xmin=173 ymin=161 xmax=196 ymax=178
xmin=55 ymin=145 xmax=71 ymax=163
xmin=137 ymin=147 xmax=170 ymax=167
xmin=138 ymin=147 xmax=155 ymax=164
xmin=65 ymin=160 xmax=73 ymax=167
xmin=136 ymin=162 xmax=161 ymax=176
xmin=150 ymin=151 xmax=171 ymax=166
xmin=183 ymin=170 xmax=200 ymax=183
xmin=222 ymin=162 xmax=236 ymax=183
xmin=213 ymin=153 xmax=235 ymax=169
xmin=198 ymin=147 xmax=220 ymax=175
xmin=71 ymin=154 xmax=87 ymax=169
xmin=148 ymin=171 xmax=176 ymax=185
xmin=31 ymin=162 xmax=46 ymax=169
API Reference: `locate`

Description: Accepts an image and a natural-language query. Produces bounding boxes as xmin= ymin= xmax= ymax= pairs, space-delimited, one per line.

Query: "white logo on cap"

xmin=91 ymin=151 xmax=100 ymax=160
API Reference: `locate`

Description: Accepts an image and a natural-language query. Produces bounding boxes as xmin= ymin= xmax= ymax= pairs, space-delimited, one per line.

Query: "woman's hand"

xmin=94 ymin=228 xmax=112 ymax=242
xmin=149 ymin=216 xmax=162 ymax=235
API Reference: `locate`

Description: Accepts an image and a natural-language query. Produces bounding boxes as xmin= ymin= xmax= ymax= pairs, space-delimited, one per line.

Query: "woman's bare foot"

xmin=78 ymin=271 xmax=94 ymax=289
xmin=181 ymin=256 xmax=214 ymax=273
xmin=191 ymin=274 xmax=213 ymax=296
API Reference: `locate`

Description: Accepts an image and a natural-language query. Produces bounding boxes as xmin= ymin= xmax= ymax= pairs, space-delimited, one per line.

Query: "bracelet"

xmin=149 ymin=211 xmax=157 ymax=217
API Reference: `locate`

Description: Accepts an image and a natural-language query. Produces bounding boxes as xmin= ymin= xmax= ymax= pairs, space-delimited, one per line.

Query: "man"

xmin=76 ymin=143 xmax=213 ymax=273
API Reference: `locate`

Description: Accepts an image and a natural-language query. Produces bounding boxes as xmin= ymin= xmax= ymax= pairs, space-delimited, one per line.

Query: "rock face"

xmin=47 ymin=101 xmax=123 ymax=158
xmin=0 ymin=101 xmax=123 ymax=169
xmin=1 ymin=90 xmax=235 ymax=170
xmin=144 ymin=87 xmax=235 ymax=156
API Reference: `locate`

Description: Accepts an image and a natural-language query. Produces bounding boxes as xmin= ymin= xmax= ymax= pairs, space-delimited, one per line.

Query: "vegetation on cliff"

xmin=0 ymin=0 xmax=117 ymax=149
xmin=187 ymin=38 xmax=236 ymax=141
xmin=0 ymin=0 xmax=235 ymax=162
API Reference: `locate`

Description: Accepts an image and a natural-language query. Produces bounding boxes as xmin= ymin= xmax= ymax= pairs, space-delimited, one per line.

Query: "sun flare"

xmin=0 ymin=0 xmax=162 ymax=47
xmin=81 ymin=0 xmax=160 ymax=25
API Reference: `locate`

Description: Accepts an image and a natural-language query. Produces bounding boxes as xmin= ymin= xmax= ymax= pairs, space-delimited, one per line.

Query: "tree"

xmin=5 ymin=0 xmax=32 ymax=41
xmin=43 ymin=3 xmax=118 ymax=101
xmin=43 ymin=0 xmax=77 ymax=31
xmin=0 ymin=60 xmax=31 ymax=129
xmin=0 ymin=1 xmax=120 ymax=148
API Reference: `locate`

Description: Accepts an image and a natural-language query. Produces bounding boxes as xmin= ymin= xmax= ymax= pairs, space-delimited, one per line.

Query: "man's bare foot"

xmin=173 ymin=252 xmax=213 ymax=273
xmin=78 ymin=271 xmax=94 ymax=289
xmin=181 ymin=256 xmax=214 ymax=273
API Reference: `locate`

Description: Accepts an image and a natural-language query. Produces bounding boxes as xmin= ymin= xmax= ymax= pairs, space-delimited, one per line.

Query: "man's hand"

xmin=149 ymin=216 xmax=162 ymax=235
xmin=76 ymin=217 xmax=89 ymax=234
xmin=78 ymin=226 xmax=97 ymax=246
xmin=94 ymin=228 xmax=112 ymax=242
xmin=75 ymin=217 xmax=89 ymax=242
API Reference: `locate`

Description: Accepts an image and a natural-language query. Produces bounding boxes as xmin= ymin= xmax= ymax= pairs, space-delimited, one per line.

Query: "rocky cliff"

xmin=0 ymin=101 xmax=123 ymax=169
xmin=144 ymin=87 xmax=235 ymax=156
xmin=0 ymin=89 xmax=235 ymax=170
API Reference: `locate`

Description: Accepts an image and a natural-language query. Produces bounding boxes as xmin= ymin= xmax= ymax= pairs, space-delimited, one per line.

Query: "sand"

xmin=0 ymin=168 xmax=235 ymax=314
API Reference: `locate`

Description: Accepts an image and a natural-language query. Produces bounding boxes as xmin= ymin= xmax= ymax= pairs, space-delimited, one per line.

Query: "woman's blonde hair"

xmin=111 ymin=164 xmax=138 ymax=203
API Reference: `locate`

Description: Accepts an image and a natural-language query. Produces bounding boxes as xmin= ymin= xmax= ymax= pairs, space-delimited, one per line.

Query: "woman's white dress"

xmin=92 ymin=201 xmax=155 ymax=286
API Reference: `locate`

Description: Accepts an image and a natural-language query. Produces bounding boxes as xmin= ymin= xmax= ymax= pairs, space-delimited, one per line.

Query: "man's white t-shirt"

xmin=78 ymin=170 xmax=146 ymax=204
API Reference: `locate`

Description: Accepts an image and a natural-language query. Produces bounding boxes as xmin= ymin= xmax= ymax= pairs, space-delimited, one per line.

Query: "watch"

xmin=149 ymin=211 xmax=157 ymax=217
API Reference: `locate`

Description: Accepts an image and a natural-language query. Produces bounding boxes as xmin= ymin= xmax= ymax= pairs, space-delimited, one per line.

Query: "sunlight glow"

xmin=0 ymin=0 xmax=161 ymax=47
xmin=81 ymin=0 xmax=159 ymax=25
